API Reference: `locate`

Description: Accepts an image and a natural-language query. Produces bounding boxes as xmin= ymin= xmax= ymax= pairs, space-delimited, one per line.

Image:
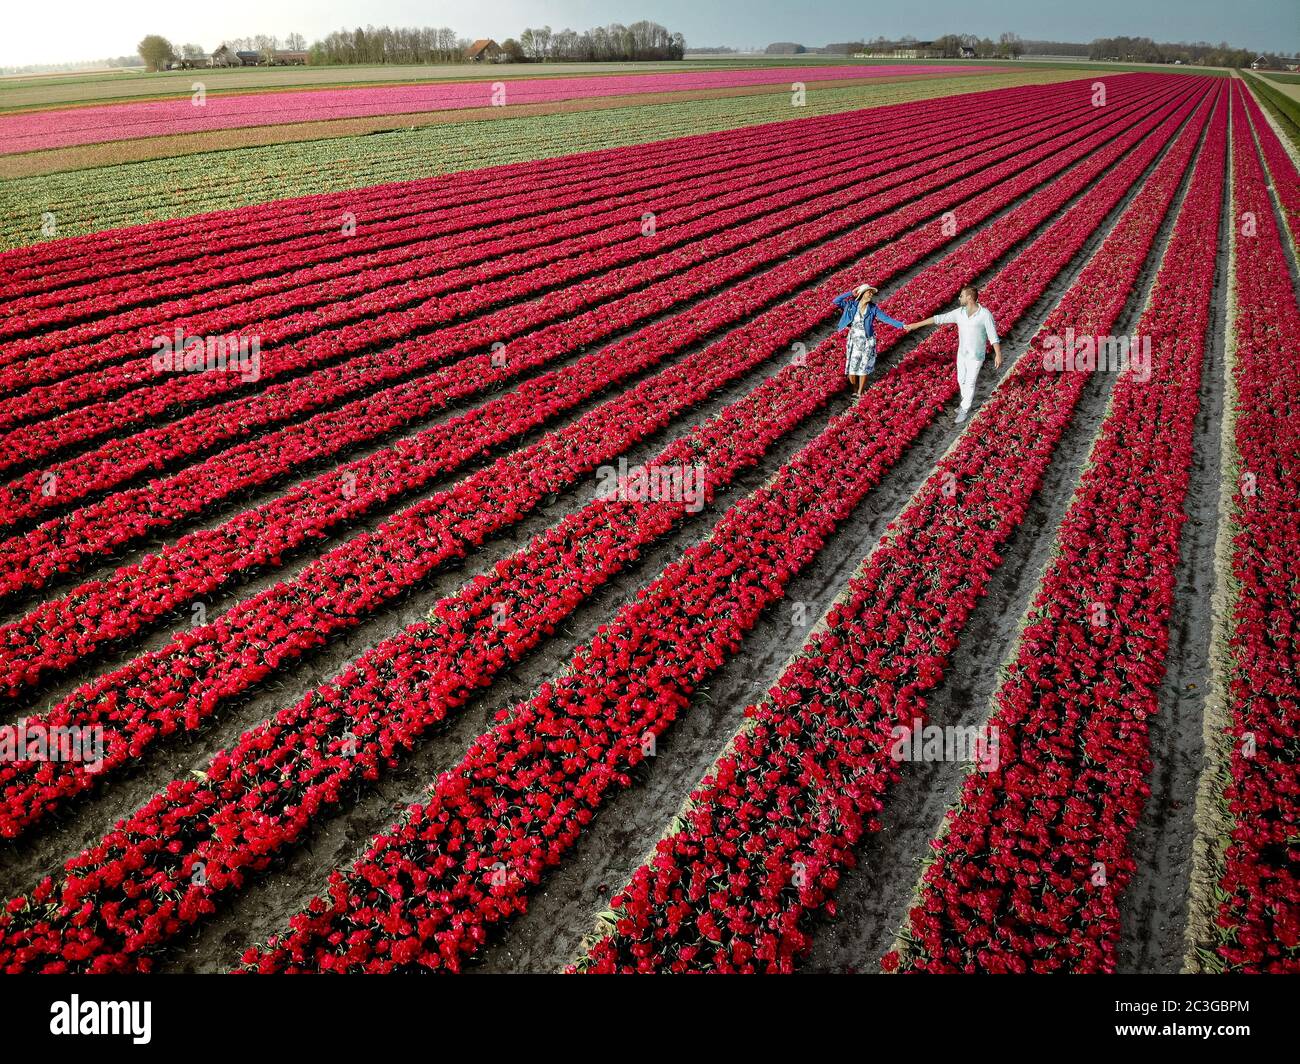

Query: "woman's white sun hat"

xmin=853 ymin=283 xmax=879 ymax=297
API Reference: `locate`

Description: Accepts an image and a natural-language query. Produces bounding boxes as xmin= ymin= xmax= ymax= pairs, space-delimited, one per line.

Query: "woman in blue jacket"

xmin=832 ymin=283 xmax=907 ymax=400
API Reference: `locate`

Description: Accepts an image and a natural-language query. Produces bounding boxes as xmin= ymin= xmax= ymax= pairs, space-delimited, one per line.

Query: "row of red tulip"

xmin=0 ymin=78 xmax=1190 ymax=837
xmin=1 ymin=75 xmax=1116 ymax=295
xmin=0 ymin=80 xmax=1174 ymax=620
xmin=1206 ymin=82 xmax=1300 ymax=973
xmin=0 ymin=79 xmax=1113 ymax=501
xmin=894 ymin=89 xmax=1228 ymax=974
xmin=4 ymin=82 xmax=1053 ymax=354
xmin=576 ymin=84 xmax=1216 ymax=975
xmin=234 ymin=88 xmax=1212 ymax=975
xmin=1236 ymin=81 xmax=1299 ymax=243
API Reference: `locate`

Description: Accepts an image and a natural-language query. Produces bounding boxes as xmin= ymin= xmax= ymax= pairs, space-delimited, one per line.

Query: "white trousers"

xmin=956 ymin=353 xmax=985 ymax=413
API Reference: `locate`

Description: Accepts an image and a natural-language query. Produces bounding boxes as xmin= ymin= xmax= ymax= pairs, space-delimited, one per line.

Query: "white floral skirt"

xmin=845 ymin=328 xmax=877 ymax=376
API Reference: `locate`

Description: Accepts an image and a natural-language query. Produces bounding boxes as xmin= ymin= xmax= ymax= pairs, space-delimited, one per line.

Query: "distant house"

xmin=1250 ymin=54 xmax=1271 ymax=69
xmin=272 ymin=50 xmax=309 ymax=66
xmin=960 ymin=45 xmax=976 ymax=59
xmin=235 ymin=50 xmax=262 ymax=67
xmin=177 ymin=54 xmax=213 ymax=70
xmin=210 ymin=45 xmax=240 ymax=67
xmin=465 ymin=39 xmax=502 ymax=62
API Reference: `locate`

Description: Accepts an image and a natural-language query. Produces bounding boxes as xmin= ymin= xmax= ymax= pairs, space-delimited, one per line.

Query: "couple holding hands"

xmin=832 ymin=282 xmax=1002 ymax=425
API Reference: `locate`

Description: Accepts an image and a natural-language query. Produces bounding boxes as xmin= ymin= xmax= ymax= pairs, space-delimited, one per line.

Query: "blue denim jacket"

xmin=832 ymin=292 xmax=906 ymax=334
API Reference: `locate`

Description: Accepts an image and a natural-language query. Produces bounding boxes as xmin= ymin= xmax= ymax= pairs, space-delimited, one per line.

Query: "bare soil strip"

xmin=1182 ymin=119 xmax=1242 ymax=974
xmin=1117 ymin=142 xmax=1230 ymax=974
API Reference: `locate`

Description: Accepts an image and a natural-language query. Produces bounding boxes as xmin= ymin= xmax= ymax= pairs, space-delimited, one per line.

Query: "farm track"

xmin=1116 ymin=130 xmax=1231 ymax=973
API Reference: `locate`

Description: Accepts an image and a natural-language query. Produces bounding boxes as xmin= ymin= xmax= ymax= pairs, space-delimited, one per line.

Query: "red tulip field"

xmin=0 ymin=67 xmax=1295 ymax=981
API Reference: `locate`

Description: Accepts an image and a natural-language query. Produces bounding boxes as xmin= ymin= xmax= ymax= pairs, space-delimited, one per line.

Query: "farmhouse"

xmin=235 ymin=50 xmax=262 ymax=67
xmin=210 ymin=45 xmax=241 ymax=67
xmin=272 ymin=50 xmax=309 ymax=66
xmin=465 ymin=39 xmax=503 ymax=62
xmin=960 ymin=45 xmax=976 ymax=58
xmin=1250 ymin=54 xmax=1271 ymax=69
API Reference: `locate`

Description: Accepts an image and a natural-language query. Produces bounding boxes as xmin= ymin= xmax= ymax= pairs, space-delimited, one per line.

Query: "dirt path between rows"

xmin=1116 ymin=135 xmax=1229 ymax=973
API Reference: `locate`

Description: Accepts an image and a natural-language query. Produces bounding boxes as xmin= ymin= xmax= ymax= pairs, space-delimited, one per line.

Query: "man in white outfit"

xmin=906 ymin=285 xmax=1002 ymax=424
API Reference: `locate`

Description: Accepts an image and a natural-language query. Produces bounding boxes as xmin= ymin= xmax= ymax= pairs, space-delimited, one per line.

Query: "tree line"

xmin=136 ymin=25 xmax=1285 ymax=73
xmin=769 ymin=34 xmax=1026 ymax=58
xmin=512 ymin=22 xmax=684 ymax=62
xmin=1085 ymin=36 xmax=1263 ymax=67
xmin=137 ymin=20 xmax=684 ymax=70
xmin=768 ymin=33 xmax=1278 ymax=67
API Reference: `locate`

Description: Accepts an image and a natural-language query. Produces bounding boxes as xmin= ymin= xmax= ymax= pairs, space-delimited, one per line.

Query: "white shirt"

xmin=934 ymin=304 xmax=1000 ymax=361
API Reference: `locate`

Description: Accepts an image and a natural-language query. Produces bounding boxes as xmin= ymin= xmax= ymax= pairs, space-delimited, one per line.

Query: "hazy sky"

xmin=4 ymin=0 xmax=1297 ymax=67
